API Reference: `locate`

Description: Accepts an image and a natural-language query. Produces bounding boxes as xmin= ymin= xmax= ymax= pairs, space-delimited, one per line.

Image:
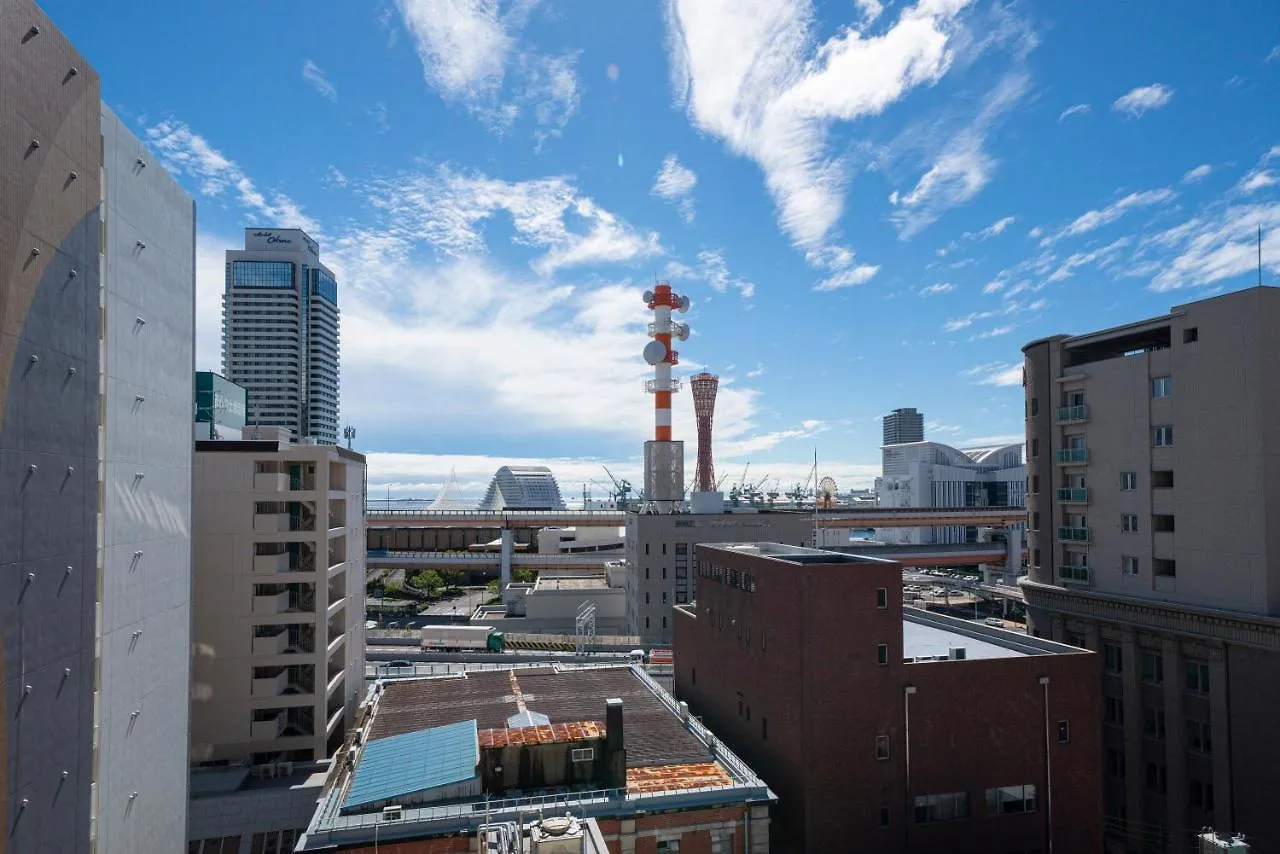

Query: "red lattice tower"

xmin=690 ymin=372 xmax=719 ymax=493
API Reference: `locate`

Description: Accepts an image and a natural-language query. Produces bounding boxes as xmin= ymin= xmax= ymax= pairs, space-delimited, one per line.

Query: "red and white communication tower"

xmin=642 ymin=282 xmax=690 ymax=513
xmin=689 ymin=372 xmax=719 ymax=493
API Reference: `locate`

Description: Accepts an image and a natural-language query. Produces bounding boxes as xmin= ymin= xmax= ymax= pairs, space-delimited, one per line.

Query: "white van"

xmin=627 ymin=649 xmax=646 ymax=664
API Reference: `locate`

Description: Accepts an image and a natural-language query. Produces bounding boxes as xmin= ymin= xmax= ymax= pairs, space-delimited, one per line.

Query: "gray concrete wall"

xmin=0 ymin=5 xmax=103 ymax=850
xmin=95 ymin=107 xmax=196 ymax=854
xmin=188 ymin=777 xmax=323 ymax=854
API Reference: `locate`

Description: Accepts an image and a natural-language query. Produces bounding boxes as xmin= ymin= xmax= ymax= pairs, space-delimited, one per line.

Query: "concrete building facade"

xmin=223 ymin=228 xmax=340 ymax=444
xmin=1022 ymin=287 xmax=1280 ymax=853
xmin=624 ymin=510 xmax=815 ymax=645
xmin=884 ymin=407 xmax=925 ymax=445
xmin=875 ymin=441 xmax=1026 ymax=546
xmin=2 ymin=8 xmax=196 ymax=851
xmin=191 ymin=431 xmax=366 ymax=771
xmin=674 ymin=543 xmax=1102 ymax=854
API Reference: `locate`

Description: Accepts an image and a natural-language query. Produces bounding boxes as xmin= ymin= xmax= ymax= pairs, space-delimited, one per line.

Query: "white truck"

xmin=420 ymin=624 xmax=505 ymax=653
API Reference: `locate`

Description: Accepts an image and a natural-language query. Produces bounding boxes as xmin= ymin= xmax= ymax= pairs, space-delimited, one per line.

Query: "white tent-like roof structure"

xmin=428 ymin=469 xmax=475 ymax=511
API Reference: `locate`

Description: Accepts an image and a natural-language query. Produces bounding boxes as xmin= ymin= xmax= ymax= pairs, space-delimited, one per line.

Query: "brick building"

xmin=673 ymin=543 xmax=1101 ymax=853
xmin=297 ymin=664 xmax=773 ymax=853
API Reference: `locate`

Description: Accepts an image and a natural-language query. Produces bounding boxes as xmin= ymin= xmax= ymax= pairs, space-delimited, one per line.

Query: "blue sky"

xmin=44 ymin=0 xmax=1280 ymax=500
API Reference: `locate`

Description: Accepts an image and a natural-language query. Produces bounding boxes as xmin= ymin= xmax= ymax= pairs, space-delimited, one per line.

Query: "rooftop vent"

xmin=949 ymin=647 xmax=967 ymax=661
xmin=381 ymin=805 xmax=402 ymax=822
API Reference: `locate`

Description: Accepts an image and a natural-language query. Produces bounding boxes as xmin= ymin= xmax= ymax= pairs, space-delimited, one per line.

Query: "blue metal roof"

xmin=343 ymin=719 xmax=480 ymax=811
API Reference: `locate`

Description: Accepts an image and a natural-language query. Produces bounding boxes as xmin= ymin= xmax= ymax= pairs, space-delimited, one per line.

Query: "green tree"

xmin=512 ymin=568 xmax=538 ymax=584
xmin=410 ymin=569 xmax=443 ymax=598
xmin=440 ymin=569 xmax=463 ymax=590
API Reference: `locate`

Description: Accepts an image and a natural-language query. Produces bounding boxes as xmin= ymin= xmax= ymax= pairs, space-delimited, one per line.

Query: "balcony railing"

xmin=1055 ymin=487 xmax=1090 ymax=503
xmin=250 ymin=713 xmax=285 ymax=741
xmin=1055 ymin=448 xmax=1089 ymax=465
xmin=254 ymin=472 xmax=289 ymax=493
xmin=1058 ymin=564 xmax=1091 ymax=583
xmin=252 ymin=630 xmax=288 ymax=656
xmin=1056 ymin=404 xmax=1089 ymax=423
xmin=1057 ymin=526 xmax=1091 ymax=543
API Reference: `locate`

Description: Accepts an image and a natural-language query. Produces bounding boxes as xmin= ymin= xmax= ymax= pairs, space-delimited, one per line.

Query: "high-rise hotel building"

xmin=1022 ymin=287 xmax=1280 ymax=853
xmin=223 ymin=229 xmax=340 ymax=444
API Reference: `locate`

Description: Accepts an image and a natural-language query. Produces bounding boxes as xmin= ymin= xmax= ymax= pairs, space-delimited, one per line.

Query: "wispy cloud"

xmin=920 ymin=282 xmax=954 ymax=297
xmin=1046 ymin=237 xmax=1130 ymax=283
xmin=1057 ymin=103 xmax=1090 ymax=122
xmin=961 ymin=362 xmax=1022 ymax=386
xmin=370 ymin=102 xmax=391 ymax=134
xmin=652 ymin=154 xmax=698 ymax=224
xmin=890 ymin=71 xmax=1032 ymax=239
xmin=325 ymin=166 xmax=349 ymax=188
xmin=394 ymin=0 xmax=581 ymax=141
xmin=302 ymin=60 xmax=337 ymax=101
xmin=1146 ymin=202 xmax=1280 ymax=292
xmin=1265 ymin=45 xmax=1280 ymax=63
xmin=1182 ymin=164 xmax=1212 ymax=184
xmin=814 ymin=264 xmax=881 ymax=292
xmin=1042 ymin=188 xmax=1175 ymax=245
xmin=664 ymin=0 xmax=978 ymax=259
xmin=1112 ymin=83 xmax=1174 ymax=117
xmin=977 ymin=215 xmax=1016 ymax=239
xmin=746 ymin=363 xmax=766 ymax=379
xmin=1237 ymin=170 xmax=1278 ymax=194
xmin=144 ymin=120 xmax=321 ymax=234
xmin=971 ymin=323 xmax=1015 ymax=339
xmin=696 ymin=249 xmax=755 ymax=299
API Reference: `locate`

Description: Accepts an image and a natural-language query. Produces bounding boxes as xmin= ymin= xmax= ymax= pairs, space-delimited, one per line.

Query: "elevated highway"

xmin=367 ymin=550 xmax=617 ymax=571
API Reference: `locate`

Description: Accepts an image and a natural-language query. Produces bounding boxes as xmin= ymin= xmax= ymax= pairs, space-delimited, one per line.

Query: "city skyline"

xmin=40 ymin=0 xmax=1280 ymax=498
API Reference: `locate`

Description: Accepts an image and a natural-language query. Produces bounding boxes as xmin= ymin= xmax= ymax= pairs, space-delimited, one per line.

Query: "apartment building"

xmin=624 ymin=510 xmax=814 ymax=645
xmin=883 ymin=407 xmax=926 ymax=445
xmin=191 ymin=429 xmax=366 ymax=770
xmin=3 ymin=7 xmax=198 ymax=851
xmin=1022 ymin=287 xmax=1280 ymax=853
xmin=674 ymin=543 xmax=1101 ymax=854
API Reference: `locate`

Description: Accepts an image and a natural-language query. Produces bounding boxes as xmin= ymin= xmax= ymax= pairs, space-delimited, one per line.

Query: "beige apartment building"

xmin=625 ymin=509 xmax=814 ymax=644
xmin=191 ymin=428 xmax=367 ymax=768
xmin=1021 ymin=286 xmax=1280 ymax=854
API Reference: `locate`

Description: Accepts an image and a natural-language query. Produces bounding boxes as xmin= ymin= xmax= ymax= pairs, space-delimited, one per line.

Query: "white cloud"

xmin=1237 ymin=170 xmax=1278 ymax=194
xmin=890 ymin=72 xmax=1030 ymax=238
xmin=696 ymin=249 xmax=755 ymax=298
xmin=370 ymin=102 xmax=391 ymax=134
xmin=1044 ymin=188 xmax=1175 ymax=244
xmin=664 ymin=0 xmax=976 ymax=255
xmin=814 ymin=264 xmax=881 ymax=292
xmin=1057 ymin=103 xmax=1090 ymax=122
xmin=746 ymin=363 xmax=765 ymax=378
xmin=956 ymin=432 xmax=1023 ymax=447
xmin=652 ymin=154 xmax=698 ymax=223
xmin=978 ymin=215 xmax=1016 ymax=238
xmin=971 ymin=323 xmax=1015 ymax=339
xmin=943 ymin=310 xmax=993 ymax=332
xmin=365 ymin=165 xmax=662 ymax=276
xmin=1147 ymin=202 xmax=1280 ymax=292
xmin=920 ymin=282 xmax=954 ymax=296
xmin=1265 ymin=45 xmax=1280 ymax=63
xmin=144 ymin=120 xmax=321 ymax=234
xmin=1182 ymin=164 xmax=1212 ymax=184
xmin=302 ymin=60 xmax=337 ymax=101
xmin=394 ymin=0 xmax=581 ymax=140
xmin=1026 ymin=225 xmax=1043 ymax=239
xmin=194 ymin=235 xmax=229 ymax=373
xmin=961 ymin=361 xmax=1022 ymax=386
xmin=1045 ymin=237 xmax=1131 ymax=283
xmin=326 ymin=166 xmax=349 ymax=188
xmin=1112 ymin=83 xmax=1174 ymax=117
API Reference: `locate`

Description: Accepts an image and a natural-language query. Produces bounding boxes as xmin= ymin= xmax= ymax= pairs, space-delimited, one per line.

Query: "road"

xmin=422 ymin=587 xmax=489 ymax=617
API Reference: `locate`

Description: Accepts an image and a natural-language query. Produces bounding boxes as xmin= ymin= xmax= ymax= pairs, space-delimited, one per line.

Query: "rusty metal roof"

xmin=626 ymin=763 xmax=732 ymax=794
xmin=477 ymin=721 xmax=604 ymax=748
xmin=371 ymin=667 xmax=710 ymax=767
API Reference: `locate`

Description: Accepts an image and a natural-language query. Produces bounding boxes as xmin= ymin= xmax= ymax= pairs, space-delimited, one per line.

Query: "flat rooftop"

xmin=903 ymin=608 xmax=1087 ymax=660
xmin=534 ymin=575 xmax=610 ymax=591
xmin=704 ymin=542 xmax=897 ymax=566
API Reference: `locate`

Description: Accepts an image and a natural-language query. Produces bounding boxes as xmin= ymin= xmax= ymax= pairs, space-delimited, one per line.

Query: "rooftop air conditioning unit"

xmin=382 ymin=805 xmax=403 ymax=822
xmin=949 ymin=647 xmax=967 ymax=661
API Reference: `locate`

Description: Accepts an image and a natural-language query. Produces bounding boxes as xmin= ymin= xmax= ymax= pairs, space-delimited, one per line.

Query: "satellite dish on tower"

xmin=643 ymin=340 xmax=667 ymax=365
xmin=817 ymin=476 xmax=838 ymax=509
xmin=674 ymin=323 xmax=690 ymax=341
xmin=677 ymin=295 xmax=691 ymax=313
xmin=642 ymin=289 xmax=655 ymax=304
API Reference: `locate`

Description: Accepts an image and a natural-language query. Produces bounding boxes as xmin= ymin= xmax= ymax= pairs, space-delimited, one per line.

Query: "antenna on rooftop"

xmin=1259 ymin=225 xmax=1264 ymax=287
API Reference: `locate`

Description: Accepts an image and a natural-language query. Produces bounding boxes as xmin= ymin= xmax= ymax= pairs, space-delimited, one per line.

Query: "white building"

xmin=190 ymin=427 xmax=366 ymax=771
xmin=875 ymin=441 xmax=1026 ymax=545
xmin=478 ymin=465 xmax=566 ymax=510
xmin=223 ymin=228 xmax=340 ymax=444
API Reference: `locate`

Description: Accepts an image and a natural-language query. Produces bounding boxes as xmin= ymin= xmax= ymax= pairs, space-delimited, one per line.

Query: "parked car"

xmin=984 ymin=617 xmax=1003 ymax=627
xmin=385 ymin=659 xmax=413 ymax=669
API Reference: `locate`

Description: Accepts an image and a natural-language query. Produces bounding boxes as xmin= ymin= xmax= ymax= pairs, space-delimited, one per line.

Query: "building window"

xmin=1030 ymin=398 xmax=1039 ymax=417
xmin=691 ymin=667 xmax=696 ymax=685
xmin=1121 ymin=514 xmax=1139 ymax=533
xmin=1189 ymin=779 xmax=1215 ymax=811
xmin=1186 ymin=661 xmax=1210 ymax=694
xmin=745 ymin=705 xmax=751 ymax=721
xmin=761 ymin=717 xmax=767 ymax=740
xmin=1032 ymin=547 xmax=1041 ymax=568
xmin=662 ymin=543 xmax=667 ymax=555
xmin=1122 ymin=556 xmax=1139 ymax=576
xmin=985 ymin=784 xmax=1037 ymax=816
xmin=1145 ymin=762 xmax=1167 ymax=794
xmin=1143 ymin=707 xmax=1167 ymax=740
xmin=662 ymin=592 xmax=667 ymax=604
xmin=645 ymin=544 xmax=650 ymax=555
xmin=879 ymin=807 xmax=890 ymax=828
xmin=1187 ymin=719 xmax=1213 ymax=754
xmin=662 ymin=616 xmax=667 ymax=629
xmin=1142 ymin=650 xmax=1164 ymax=685
xmin=1121 ymin=471 xmax=1137 ymax=490
xmin=1153 ymin=514 xmax=1175 ymax=532
xmin=877 ymin=588 xmax=888 ymax=609
xmin=1152 ymin=376 xmax=1173 ymax=398
xmin=662 ymin=567 xmax=667 ymax=579
xmin=1104 ymin=643 xmax=1123 ymax=674
xmin=1032 ymin=511 xmax=1040 ymax=530
xmin=646 ymin=593 xmax=650 ymax=605
xmin=914 ymin=792 xmax=970 ymax=823
xmin=656 ymin=842 xmax=680 ymax=853
xmin=675 ymin=591 xmax=688 ymax=604
xmin=645 ymin=617 xmax=650 ymax=630
xmin=1153 ymin=559 xmax=1176 ymax=578
xmin=250 ymin=830 xmax=301 ymax=854
xmin=1152 ymin=470 xmax=1174 ymax=488
xmin=1184 ymin=327 xmax=1198 ymax=343
xmin=1031 ymin=475 xmax=1040 ymax=494
xmin=645 ymin=567 xmax=650 ymax=580
xmin=1057 ymin=720 xmax=1070 ymax=743
xmin=877 ymin=643 xmax=889 ymax=666
xmin=1031 ymin=438 xmax=1039 ymax=458
xmin=1106 ymin=747 xmax=1126 ymax=778
xmin=1104 ymin=696 xmax=1124 ymax=727
xmin=1154 ymin=425 xmax=1174 ymax=446
xmin=875 ymin=734 xmax=890 ymax=760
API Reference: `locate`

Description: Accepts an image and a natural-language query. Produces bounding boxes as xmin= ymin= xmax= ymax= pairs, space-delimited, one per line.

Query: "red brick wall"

xmin=339 ymin=837 xmax=470 ymax=853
